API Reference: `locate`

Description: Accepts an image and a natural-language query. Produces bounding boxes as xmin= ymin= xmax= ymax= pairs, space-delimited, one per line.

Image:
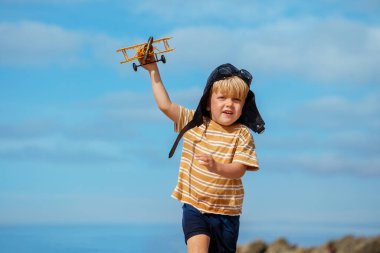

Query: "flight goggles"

xmin=207 ymin=63 xmax=253 ymax=87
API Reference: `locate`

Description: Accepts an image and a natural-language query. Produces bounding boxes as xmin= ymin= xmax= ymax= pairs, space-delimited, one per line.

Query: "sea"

xmin=0 ymin=222 xmax=377 ymax=253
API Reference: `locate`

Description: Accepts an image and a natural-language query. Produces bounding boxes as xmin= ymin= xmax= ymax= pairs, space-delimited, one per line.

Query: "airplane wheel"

xmin=133 ymin=63 xmax=138 ymax=71
xmin=161 ymin=55 xmax=166 ymax=64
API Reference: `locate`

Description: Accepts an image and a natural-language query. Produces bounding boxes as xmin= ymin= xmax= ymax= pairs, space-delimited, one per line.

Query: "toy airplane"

xmin=116 ymin=36 xmax=174 ymax=71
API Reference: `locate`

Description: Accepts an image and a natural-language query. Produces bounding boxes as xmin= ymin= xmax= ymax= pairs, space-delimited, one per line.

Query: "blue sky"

xmin=1 ymin=0 xmax=379 ymax=241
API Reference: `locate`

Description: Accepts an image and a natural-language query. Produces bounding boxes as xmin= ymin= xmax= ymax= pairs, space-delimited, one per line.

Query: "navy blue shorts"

xmin=182 ymin=203 xmax=240 ymax=253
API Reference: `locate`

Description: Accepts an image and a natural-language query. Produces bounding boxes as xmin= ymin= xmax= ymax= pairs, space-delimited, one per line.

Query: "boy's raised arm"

xmin=142 ymin=62 xmax=179 ymax=123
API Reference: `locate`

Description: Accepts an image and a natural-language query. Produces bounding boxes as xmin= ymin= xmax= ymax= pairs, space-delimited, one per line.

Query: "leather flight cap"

xmin=168 ymin=63 xmax=265 ymax=158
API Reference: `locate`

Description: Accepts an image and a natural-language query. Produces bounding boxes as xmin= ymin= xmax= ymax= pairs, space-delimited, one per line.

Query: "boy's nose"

xmin=225 ymin=99 xmax=233 ymax=106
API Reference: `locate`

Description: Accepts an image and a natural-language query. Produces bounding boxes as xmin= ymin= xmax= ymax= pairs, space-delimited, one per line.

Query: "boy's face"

xmin=207 ymin=90 xmax=245 ymax=126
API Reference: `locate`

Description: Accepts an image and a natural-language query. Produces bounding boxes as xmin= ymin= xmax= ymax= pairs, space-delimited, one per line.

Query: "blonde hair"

xmin=211 ymin=76 xmax=249 ymax=101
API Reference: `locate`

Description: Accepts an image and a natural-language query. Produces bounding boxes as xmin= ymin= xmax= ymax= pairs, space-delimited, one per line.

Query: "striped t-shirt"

xmin=171 ymin=106 xmax=259 ymax=216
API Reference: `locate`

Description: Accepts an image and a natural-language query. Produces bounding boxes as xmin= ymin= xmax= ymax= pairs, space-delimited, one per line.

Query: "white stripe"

xmin=183 ymin=139 xmax=234 ymax=159
xmin=180 ymin=154 xmax=221 ymax=178
xmin=181 ymin=148 xmax=256 ymax=179
xmin=187 ymin=130 xmax=239 ymax=149
xmin=235 ymin=150 xmax=257 ymax=161
xmin=189 ymin=127 xmax=240 ymax=140
xmin=203 ymin=127 xmax=242 ymax=137
xmin=178 ymin=166 xmax=243 ymax=191
xmin=172 ymin=189 xmax=242 ymax=211
xmin=172 ymin=188 xmax=242 ymax=210
xmin=177 ymin=178 xmax=244 ymax=199
xmin=184 ymin=107 xmax=189 ymax=125
xmin=183 ymin=133 xmax=257 ymax=162
xmin=180 ymin=155 xmax=225 ymax=181
xmin=233 ymin=158 xmax=258 ymax=167
xmin=181 ymin=156 xmax=244 ymax=188
xmin=174 ymin=105 xmax=183 ymax=132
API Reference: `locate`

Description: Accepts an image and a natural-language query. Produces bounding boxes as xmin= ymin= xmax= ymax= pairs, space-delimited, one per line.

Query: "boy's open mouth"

xmin=223 ymin=110 xmax=233 ymax=115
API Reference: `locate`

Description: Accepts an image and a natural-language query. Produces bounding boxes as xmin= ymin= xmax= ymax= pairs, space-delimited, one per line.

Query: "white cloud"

xmin=0 ymin=119 xmax=57 ymax=139
xmin=0 ymin=21 xmax=121 ymax=68
xmin=0 ymin=192 xmax=180 ymax=224
xmin=296 ymin=93 xmax=380 ymax=129
xmin=263 ymin=151 xmax=380 ymax=177
xmin=259 ymin=90 xmax=380 ymax=176
xmin=0 ymin=21 xmax=84 ymax=67
xmin=0 ymin=135 xmax=124 ymax=163
xmin=135 ymin=1 xmax=285 ymax=25
xmin=134 ymin=0 xmax=380 ymax=26
xmin=169 ymin=17 xmax=380 ymax=83
xmin=291 ymin=153 xmax=380 ymax=176
xmin=0 ymin=0 xmax=105 ymax=4
xmin=2 ymin=15 xmax=379 ymax=83
xmin=89 ymin=33 xmax=125 ymax=67
xmin=0 ymin=87 xmax=201 ymax=164
xmin=91 ymin=88 xmax=201 ymax=122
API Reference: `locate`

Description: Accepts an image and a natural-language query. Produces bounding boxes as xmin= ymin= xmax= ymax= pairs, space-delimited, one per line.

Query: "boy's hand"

xmin=195 ymin=153 xmax=247 ymax=179
xmin=195 ymin=154 xmax=217 ymax=173
xmin=138 ymin=58 xmax=158 ymax=72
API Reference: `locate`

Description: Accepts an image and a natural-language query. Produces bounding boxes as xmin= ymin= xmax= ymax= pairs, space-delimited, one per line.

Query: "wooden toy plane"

xmin=116 ymin=36 xmax=174 ymax=71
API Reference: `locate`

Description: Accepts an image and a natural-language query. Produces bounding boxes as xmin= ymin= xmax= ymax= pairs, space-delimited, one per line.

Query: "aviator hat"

xmin=168 ymin=63 xmax=265 ymax=158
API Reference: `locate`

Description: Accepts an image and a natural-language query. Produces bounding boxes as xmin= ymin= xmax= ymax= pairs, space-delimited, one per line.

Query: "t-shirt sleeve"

xmin=174 ymin=106 xmax=195 ymax=133
xmin=233 ymin=127 xmax=259 ymax=171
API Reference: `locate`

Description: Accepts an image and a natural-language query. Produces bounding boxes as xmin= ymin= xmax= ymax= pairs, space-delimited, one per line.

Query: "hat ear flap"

xmin=200 ymin=97 xmax=210 ymax=118
xmin=240 ymin=91 xmax=265 ymax=133
xmin=245 ymin=90 xmax=254 ymax=102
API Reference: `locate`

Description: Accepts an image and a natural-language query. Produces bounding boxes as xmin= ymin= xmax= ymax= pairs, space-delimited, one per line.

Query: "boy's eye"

xmin=217 ymin=96 xmax=225 ymax=100
xmin=233 ymin=98 xmax=241 ymax=102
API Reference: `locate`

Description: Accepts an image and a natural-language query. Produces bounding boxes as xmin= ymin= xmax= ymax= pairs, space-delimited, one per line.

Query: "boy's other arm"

xmin=194 ymin=154 xmax=246 ymax=179
xmin=142 ymin=62 xmax=179 ymax=123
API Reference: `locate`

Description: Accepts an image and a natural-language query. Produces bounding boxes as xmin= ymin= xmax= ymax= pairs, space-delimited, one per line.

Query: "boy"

xmin=141 ymin=61 xmax=264 ymax=253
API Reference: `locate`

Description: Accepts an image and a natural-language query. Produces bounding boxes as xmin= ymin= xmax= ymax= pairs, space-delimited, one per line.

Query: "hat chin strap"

xmin=168 ymin=120 xmax=197 ymax=158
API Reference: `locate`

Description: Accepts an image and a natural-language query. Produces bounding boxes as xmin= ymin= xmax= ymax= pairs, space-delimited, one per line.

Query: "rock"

xmin=333 ymin=235 xmax=380 ymax=253
xmin=266 ymin=238 xmax=295 ymax=253
xmin=238 ymin=234 xmax=380 ymax=253
xmin=237 ymin=239 xmax=267 ymax=253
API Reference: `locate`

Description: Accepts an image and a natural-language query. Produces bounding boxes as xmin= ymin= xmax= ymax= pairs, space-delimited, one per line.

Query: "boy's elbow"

xmin=157 ymin=102 xmax=178 ymax=122
xmin=159 ymin=102 xmax=176 ymax=116
xmin=157 ymin=99 xmax=171 ymax=112
xmin=158 ymin=105 xmax=174 ymax=120
xmin=236 ymin=168 xmax=246 ymax=178
xmin=231 ymin=164 xmax=247 ymax=179
xmin=223 ymin=166 xmax=246 ymax=179
xmin=159 ymin=105 xmax=170 ymax=114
